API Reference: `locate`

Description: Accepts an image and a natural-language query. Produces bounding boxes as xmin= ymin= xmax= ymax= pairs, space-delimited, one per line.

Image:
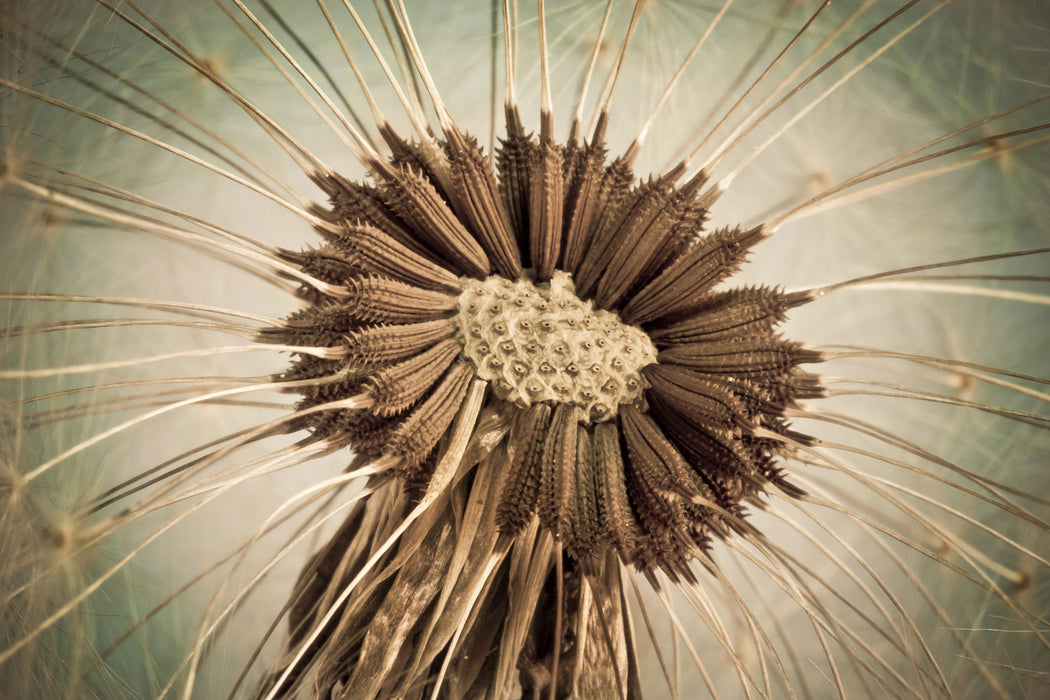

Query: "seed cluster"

xmin=455 ymin=271 xmax=656 ymax=423
xmin=264 ymin=115 xmax=821 ymax=578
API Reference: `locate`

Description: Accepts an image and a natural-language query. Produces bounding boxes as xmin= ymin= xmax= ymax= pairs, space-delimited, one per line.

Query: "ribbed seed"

xmin=446 ymin=129 xmax=523 ymax=278
xmin=276 ymin=248 xmax=357 ymax=287
xmin=571 ymin=427 xmax=602 ymax=563
xmin=620 ymin=405 xmax=705 ymax=504
xmin=381 ymin=165 xmax=490 ymax=277
xmin=261 ymin=302 xmax=358 ymax=346
xmin=538 ymin=403 xmax=579 ymax=540
xmin=593 ymin=170 xmax=707 ymax=311
xmin=716 ymin=374 xmax=784 ymax=417
xmin=642 ymin=364 xmax=751 ymax=437
xmin=575 ymin=172 xmax=664 ymax=299
xmin=343 ymin=319 xmax=458 ymax=370
xmin=327 ymin=409 xmax=399 ymax=456
xmin=528 ymin=138 xmax=565 ymax=281
xmin=384 ymin=361 xmax=474 ymax=472
xmin=647 ymin=286 xmax=789 ymax=343
xmin=590 ymin=422 xmax=637 ymax=565
xmin=647 ymin=393 xmax=758 ymax=495
xmin=620 ymin=226 xmax=765 ymax=324
xmin=559 ymin=114 xmax=609 ymax=274
xmin=497 ymin=403 xmax=552 ymax=536
xmin=571 ymin=158 xmax=635 ymax=296
xmin=379 ymin=123 xmax=443 ymax=183
xmin=313 ymin=171 xmax=431 ymax=261
xmin=366 ymin=338 xmax=463 ymax=417
xmin=623 ymin=452 xmax=690 ymax=576
xmin=658 ymin=338 xmax=819 ymax=378
xmin=344 ymin=275 xmax=457 ymax=324
xmin=633 ymin=171 xmax=710 ymax=291
xmin=496 ymin=106 xmax=532 ymax=263
xmin=341 ymin=224 xmax=462 ymax=292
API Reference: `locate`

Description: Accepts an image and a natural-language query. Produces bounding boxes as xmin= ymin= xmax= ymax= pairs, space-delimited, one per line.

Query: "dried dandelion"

xmin=1 ymin=1 xmax=1049 ymax=698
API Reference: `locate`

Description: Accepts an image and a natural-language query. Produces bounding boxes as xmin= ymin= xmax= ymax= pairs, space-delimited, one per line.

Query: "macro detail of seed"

xmin=269 ymin=118 xmax=819 ymax=580
xmin=7 ymin=3 xmax=1048 ymax=699
xmin=246 ymin=22 xmax=837 ymax=691
xmin=454 ymin=271 xmax=657 ymax=422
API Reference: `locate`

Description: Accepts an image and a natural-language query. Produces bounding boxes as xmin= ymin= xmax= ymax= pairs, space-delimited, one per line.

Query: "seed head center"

xmin=455 ymin=271 xmax=657 ymax=423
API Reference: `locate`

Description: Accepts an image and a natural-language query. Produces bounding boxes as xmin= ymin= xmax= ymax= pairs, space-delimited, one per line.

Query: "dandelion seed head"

xmin=2 ymin=0 xmax=1049 ymax=697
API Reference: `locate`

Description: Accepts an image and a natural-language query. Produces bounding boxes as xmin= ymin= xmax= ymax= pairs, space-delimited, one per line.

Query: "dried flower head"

xmin=1 ymin=1 xmax=1048 ymax=699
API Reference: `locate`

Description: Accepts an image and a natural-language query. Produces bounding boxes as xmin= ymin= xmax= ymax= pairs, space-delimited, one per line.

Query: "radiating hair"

xmin=1 ymin=1 xmax=1048 ymax=698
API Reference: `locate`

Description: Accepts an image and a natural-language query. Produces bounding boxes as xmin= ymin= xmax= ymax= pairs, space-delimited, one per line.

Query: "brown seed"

xmin=343 ymin=319 xmax=459 ymax=370
xmin=366 ymin=338 xmax=463 ymax=416
xmin=642 ymin=363 xmax=752 ymax=437
xmin=340 ymin=223 xmax=462 ymax=292
xmin=646 ymin=286 xmax=790 ymax=343
xmin=445 ymin=129 xmax=523 ymax=278
xmin=593 ymin=170 xmax=708 ymax=310
xmin=528 ymin=138 xmax=565 ymax=281
xmin=570 ymin=426 xmax=603 ymax=563
xmin=497 ymin=402 xmax=553 ymax=536
xmin=619 ymin=404 xmax=705 ymax=504
xmin=496 ymin=105 xmax=533 ymax=262
xmin=380 ymin=165 xmax=491 ymax=277
xmin=620 ymin=225 xmax=765 ymax=324
xmin=312 ymin=171 xmax=431 ymax=261
xmin=592 ymin=421 xmax=640 ymax=563
xmin=657 ymin=338 xmax=819 ymax=379
xmin=537 ymin=403 xmax=578 ymax=541
xmin=574 ymin=171 xmax=669 ymax=300
xmin=559 ymin=113 xmax=609 ymax=275
xmin=384 ymin=361 xmax=475 ymax=473
xmin=343 ymin=274 xmax=457 ymax=324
